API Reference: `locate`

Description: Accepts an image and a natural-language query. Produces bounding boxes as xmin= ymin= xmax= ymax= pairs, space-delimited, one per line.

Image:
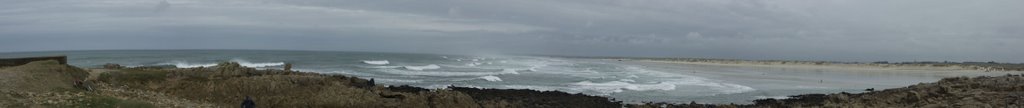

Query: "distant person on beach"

xmin=242 ymin=96 xmax=255 ymax=108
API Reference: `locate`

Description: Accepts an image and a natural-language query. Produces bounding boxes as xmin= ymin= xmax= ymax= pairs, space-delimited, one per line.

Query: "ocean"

xmin=1 ymin=50 xmax=1013 ymax=104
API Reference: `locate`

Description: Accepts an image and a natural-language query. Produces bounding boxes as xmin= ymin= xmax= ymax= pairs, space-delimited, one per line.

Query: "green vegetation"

xmin=97 ymin=70 xmax=170 ymax=87
xmin=77 ymin=95 xmax=155 ymax=108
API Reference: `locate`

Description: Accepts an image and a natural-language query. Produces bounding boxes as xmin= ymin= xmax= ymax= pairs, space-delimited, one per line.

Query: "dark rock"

xmin=387 ymin=85 xmax=429 ymax=93
xmin=283 ymin=63 xmax=292 ymax=71
xmin=449 ymin=87 xmax=622 ymax=108
xmin=103 ymin=63 xmax=123 ymax=69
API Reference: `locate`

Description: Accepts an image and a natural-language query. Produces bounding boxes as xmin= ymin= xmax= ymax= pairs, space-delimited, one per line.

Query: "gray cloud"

xmin=1 ymin=0 xmax=1022 ymax=62
xmin=154 ymin=0 xmax=169 ymax=13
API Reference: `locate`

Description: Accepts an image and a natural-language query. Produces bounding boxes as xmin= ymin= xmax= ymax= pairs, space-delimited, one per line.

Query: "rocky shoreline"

xmin=2 ymin=59 xmax=1023 ymax=107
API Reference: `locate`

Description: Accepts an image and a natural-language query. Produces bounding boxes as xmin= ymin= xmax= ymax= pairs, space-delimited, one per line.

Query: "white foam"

xmin=605 ymin=66 xmax=756 ymax=95
xmin=465 ymin=62 xmax=482 ymax=66
xmin=446 ymin=78 xmax=482 ymax=81
xmin=375 ymin=78 xmax=422 ymax=83
xmin=367 ymin=66 xmax=403 ymax=69
xmin=362 ymin=60 xmax=390 ymax=65
xmin=479 ymin=75 xmax=502 ymax=81
xmin=755 ymin=96 xmax=791 ymax=99
xmin=501 ymin=69 xmax=521 ymax=74
xmin=230 ymin=59 xmax=285 ymax=67
xmin=240 ymin=62 xmax=285 ymax=67
xmin=626 ymin=75 xmax=640 ymax=78
xmin=425 ymin=84 xmax=484 ymax=89
xmin=619 ymin=79 xmax=636 ymax=82
xmin=569 ymin=81 xmax=676 ymax=95
xmin=161 ymin=61 xmax=217 ymax=68
xmin=378 ymin=69 xmax=516 ymax=77
xmin=404 ymin=64 xmax=441 ymax=70
xmin=504 ymin=85 xmax=560 ymax=92
xmin=701 ymin=83 xmax=756 ymax=94
xmin=302 ymin=69 xmax=380 ymax=77
xmin=123 ymin=65 xmax=144 ymax=68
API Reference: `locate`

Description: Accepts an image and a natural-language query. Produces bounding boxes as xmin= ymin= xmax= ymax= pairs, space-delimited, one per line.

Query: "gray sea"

xmin=1 ymin=50 xmax=1016 ymax=104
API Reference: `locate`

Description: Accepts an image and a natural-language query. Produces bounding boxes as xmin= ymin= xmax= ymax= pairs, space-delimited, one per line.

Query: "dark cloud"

xmin=0 ymin=0 xmax=1021 ymax=62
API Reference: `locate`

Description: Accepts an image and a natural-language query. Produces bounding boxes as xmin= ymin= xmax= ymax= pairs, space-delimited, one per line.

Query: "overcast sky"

xmin=1 ymin=0 xmax=1022 ymax=62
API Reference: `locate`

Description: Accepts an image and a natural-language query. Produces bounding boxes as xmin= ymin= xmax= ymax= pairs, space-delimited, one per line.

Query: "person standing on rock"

xmin=242 ymin=96 xmax=255 ymax=108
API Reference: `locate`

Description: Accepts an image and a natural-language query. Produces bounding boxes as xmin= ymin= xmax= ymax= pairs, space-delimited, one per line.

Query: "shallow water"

xmin=1 ymin=50 xmax=1018 ymax=104
xmin=603 ymin=60 xmax=1021 ymax=103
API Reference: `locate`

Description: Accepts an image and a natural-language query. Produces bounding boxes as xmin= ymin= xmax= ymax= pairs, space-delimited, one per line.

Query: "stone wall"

xmin=0 ymin=56 xmax=67 ymax=67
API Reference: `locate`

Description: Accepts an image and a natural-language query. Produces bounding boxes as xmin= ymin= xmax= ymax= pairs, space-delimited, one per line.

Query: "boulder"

xmin=103 ymin=63 xmax=123 ymax=69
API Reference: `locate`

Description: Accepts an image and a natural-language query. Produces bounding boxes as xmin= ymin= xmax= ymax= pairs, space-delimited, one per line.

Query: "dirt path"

xmin=86 ymin=69 xmax=114 ymax=80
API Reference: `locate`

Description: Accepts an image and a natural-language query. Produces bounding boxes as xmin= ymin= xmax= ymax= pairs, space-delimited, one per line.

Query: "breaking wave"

xmin=231 ymin=59 xmax=285 ymax=68
xmin=465 ymin=62 xmax=483 ymax=66
xmin=479 ymin=75 xmax=502 ymax=81
xmin=375 ymin=66 xmax=521 ymax=77
xmin=375 ymin=78 xmax=422 ymax=83
xmin=159 ymin=61 xmax=217 ymax=68
xmin=755 ymin=95 xmax=791 ymax=99
xmin=404 ymin=64 xmax=441 ymax=70
xmin=568 ymin=81 xmax=677 ymax=95
xmin=367 ymin=66 xmax=403 ymax=69
xmin=620 ymin=66 xmax=756 ymax=94
xmin=378 ymin=69 xmax=518 ymax=77
xmin=155 ymin=59 xmax=285 ymax=68
xmin=362 ymin=60 xmax=390 ymax=65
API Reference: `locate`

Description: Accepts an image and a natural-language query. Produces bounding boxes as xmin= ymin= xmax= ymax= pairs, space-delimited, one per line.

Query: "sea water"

xmin=1 ymin=50 xmax=1015 ymax=104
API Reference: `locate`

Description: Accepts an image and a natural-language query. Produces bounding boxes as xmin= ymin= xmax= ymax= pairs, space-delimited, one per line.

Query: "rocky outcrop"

xmin=748 ymin=74 xmax=1024 ymax=107
xmin=450 ymin=87 xmax=623 ymax=108
xmin=102 ymin=63 xmax=123 ymax=69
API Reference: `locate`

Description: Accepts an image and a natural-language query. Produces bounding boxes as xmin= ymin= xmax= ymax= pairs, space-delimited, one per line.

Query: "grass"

xmin=76 ymin=95 xmax=155 ymax=108
xmin=97 ymin=70 xmax=170 ymax=88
